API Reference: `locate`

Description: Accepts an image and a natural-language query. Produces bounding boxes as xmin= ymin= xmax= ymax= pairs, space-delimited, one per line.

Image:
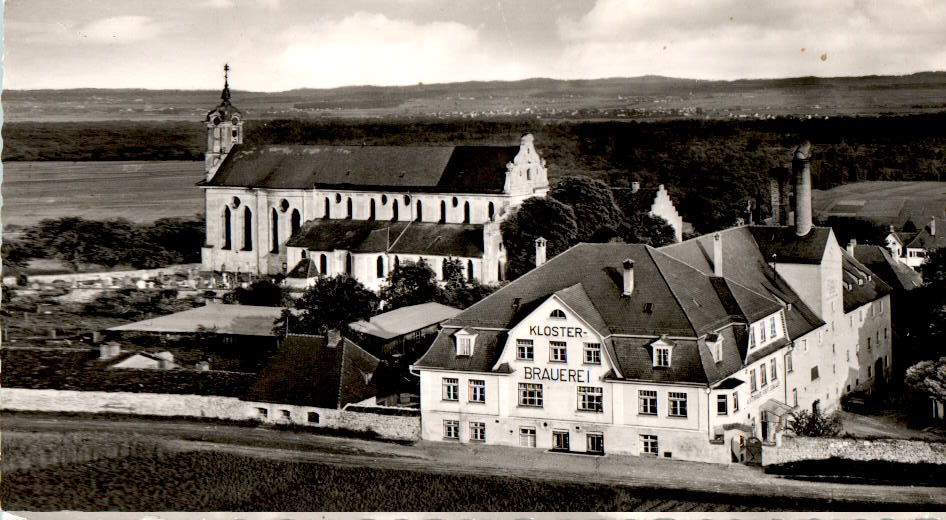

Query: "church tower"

xmin=205 ymin=64 xmax=243 ymax=182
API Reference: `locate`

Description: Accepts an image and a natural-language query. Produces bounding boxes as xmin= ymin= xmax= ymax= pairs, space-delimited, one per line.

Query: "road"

xmin=5 ymin=412 xmax=946 ymax=510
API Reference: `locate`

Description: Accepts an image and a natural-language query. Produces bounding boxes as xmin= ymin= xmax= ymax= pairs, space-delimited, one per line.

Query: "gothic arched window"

xmin=242 ymin=208 xmax=253 ymax=251
xmin=222 ymin=206 xmax=232 ymax=250
xmin=291 ymin=209 xmax=301 ymax=236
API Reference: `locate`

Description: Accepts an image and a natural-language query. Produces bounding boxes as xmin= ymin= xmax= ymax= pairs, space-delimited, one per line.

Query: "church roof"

xmin=286 ymin=219 xmax=485 ymax=258
xmin=201 ymin=144 xmax=518 ymax=194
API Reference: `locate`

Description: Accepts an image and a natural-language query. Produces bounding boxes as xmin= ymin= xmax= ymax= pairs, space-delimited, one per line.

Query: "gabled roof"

xmin=553 ymin=283 xmax=610 ymax=337
xmin=852 ymin=244 xmax=922 ymax=291
xmin=659 ymin=226 xmax=824 ymax=340
xmin=748 ymin=226 xmax=833 ymax=264
xmin=348 ymin=302 xmax=461 ymax=340
xmin=245 ymin=334 xmax=379 ymax=408
xmin=201 ymin=144 xmax=518 ymax=194
xmin=841 ymin=251 xmax=892 ymax=312
xmin=904 ymin=220 xmax=946 ymax=250
xmin=286 ymin=219 xmax=484 ymax=258
xmin=107 ymin=303 xmax=286 ymax=337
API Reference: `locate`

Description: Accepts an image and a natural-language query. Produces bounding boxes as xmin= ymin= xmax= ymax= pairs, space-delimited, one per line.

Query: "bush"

xmin=788 ymin=408 xmax=842 ymax=437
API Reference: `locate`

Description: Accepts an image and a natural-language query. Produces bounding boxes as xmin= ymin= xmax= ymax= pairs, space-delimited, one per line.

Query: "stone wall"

xmin=763 ymin=435 xmax=946 ymax=466
xmin=1 ymin=388 xmax=420 ymax=441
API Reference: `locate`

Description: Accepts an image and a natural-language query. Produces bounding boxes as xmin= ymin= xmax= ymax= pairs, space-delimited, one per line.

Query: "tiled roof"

xmin=748 ymin=226 xmax=833 ymax=264
xmin=414 ymin=328 xmax=507 ymax=373
xmin=553 ymin=283 xmax=611 ymax=337
xmin=245 ymin=334 xmax=379 ymax=408
xmin=852 ymin=244 xmax=922 ymax=291
xmin=609 ymin=336 xmax=707 ymax=384
xmin=659 ymin=226 xmax=824 ymax=340
xmin=202 ymin=144 xmax=517 ymax=194
xmin=348 ymin=302 xmax=461 ymax=340
xmin=904 ymin=220 xmax=946 ymax=250
xmin=286 ymin=219 xmax=484 ymax=258
xmin=841 ymin=251 xmax=892 ymax=313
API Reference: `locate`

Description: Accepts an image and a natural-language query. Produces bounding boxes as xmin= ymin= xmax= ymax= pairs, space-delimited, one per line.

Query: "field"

xmin=0 ymin=436 xmax=791 ymax=512
xmin=1 ymin=161 xmax=205 ymax=230
xmin=813 ymin=181 xmax=946 ymax=228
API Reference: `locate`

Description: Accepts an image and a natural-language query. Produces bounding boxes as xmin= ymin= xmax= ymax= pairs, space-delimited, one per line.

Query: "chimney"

xmin=534 ymin=237 xmax=547 ymax=268
xmin=713 ymin=233 xmax=723 ymax=276
xmin=155 ymin=351 xmax=175 ymax=370
xmin=622 ymin=259 xmax=635 ymax=296
xmin=326 ymin=329 xmax=342 ymax=348
xmin=847 ymin=238 xmax=857 ymax=256
xmin=631 ymin=181 xmax=640 ymax=193
xmin=889 ymin=224 xmax=895 ymax=233
xmin=99 ymin=342 xmax=121 ymax=360
xmin=930 ymin=217 xmax=936 ymax=236
xmin=793 ymin=141 xmax=812 ymax=236
xmin=769 ymin=178 xmax=780 ymax=225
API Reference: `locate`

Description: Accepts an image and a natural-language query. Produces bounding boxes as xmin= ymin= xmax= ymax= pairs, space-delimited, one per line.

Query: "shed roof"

xmin=348 ymin=302 xmax=462 ymax=340
xmin=108 ymin=303 xmax=286 ymax=337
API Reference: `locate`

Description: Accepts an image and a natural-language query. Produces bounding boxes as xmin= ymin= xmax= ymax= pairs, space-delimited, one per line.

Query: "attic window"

xmin=455 ymin=329 xmax=477 ymax=357
xmin=652 ymin=338 xmax=673 ymax=368
xmin=549 ymin=309 xmax=566 ymax=320
xmin=643 ymin=303 xmax=654 ymax=314
xmin=706 ymin=334 xmax=723 ymax=363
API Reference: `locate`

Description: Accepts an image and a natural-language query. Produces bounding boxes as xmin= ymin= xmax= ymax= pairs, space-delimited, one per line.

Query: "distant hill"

xmin=4 ymin=72 xmax=946 ymax=123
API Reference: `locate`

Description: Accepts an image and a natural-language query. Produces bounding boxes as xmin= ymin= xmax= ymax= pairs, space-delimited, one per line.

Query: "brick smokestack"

xmin=622 ymin=259 xmax=635 ymax=296
xmin=534 ymin=237 xmax=547 ymax=268
xmin=713 ymin=233 xmax=723 ymax=277
xmin=793 ymin=141 xmax=812 ymax=236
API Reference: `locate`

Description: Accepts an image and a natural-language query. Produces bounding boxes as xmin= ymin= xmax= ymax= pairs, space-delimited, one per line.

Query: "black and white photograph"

xmin=2 ymin=0 xmax=946 ymax=515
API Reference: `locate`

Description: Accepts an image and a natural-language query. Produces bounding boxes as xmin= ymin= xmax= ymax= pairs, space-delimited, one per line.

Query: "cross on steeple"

xmin=220 ymin=63 xmax=231 ymax=103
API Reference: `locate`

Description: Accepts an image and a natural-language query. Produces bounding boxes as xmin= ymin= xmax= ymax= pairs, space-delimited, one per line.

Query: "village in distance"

xmin=3 ymin=69 xmax=946 ymax=512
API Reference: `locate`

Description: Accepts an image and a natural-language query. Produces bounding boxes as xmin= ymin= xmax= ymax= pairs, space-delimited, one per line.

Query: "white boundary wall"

xmin=1 ymin=388 xmax=419 ymax=441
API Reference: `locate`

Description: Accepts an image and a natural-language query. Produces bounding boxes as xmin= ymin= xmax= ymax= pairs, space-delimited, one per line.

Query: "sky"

xmin=4 ymin=0 xmax=946 ymax=91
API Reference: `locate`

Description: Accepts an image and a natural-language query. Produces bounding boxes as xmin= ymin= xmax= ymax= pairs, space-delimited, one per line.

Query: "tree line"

xmin=5 ymin=113 xmax=946 ymax=234
xmin=3 ymin=215 xmax=205 ymax=272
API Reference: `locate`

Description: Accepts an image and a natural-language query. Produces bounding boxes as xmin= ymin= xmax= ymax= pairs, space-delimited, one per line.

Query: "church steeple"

xmin=220 ymin=63 xmax=231 ymax=103
xmin=205 ymin=63 xmax=243 ymax=182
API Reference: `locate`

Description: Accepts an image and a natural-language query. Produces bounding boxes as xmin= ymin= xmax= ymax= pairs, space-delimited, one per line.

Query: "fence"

xmin=763 ymin=435 xmax=946 ymax=466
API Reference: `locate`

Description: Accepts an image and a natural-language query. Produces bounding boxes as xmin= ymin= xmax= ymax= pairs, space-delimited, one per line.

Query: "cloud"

xmin=555 ymin=0 xmax=946 ymax=79
xmin=77 ymin=16 xmax=164 ymax=44
xmin=274 ymin=12 xmax=526 ymax=88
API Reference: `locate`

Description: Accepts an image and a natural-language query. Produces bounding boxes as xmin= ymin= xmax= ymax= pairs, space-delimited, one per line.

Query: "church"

xmin=198 ymin=67 xmax=549 ymax=289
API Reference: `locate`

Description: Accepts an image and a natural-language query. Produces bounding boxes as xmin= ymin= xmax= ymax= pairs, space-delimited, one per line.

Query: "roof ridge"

xmin=645 ymin=246 xmax=698 ymax=338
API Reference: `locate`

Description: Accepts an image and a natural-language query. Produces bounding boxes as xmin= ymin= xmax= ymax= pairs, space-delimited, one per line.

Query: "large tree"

xmin=276 ymin=275 xmax=378 ymax=336
xmin=379 ymin=260 xmax=442 ymax=311
xmin=440 ymin=257 xmax=498 ymax=309
xmin=500 ymin=197 xmax=578 ymax=280
xmin=620 ymin=213 xmax=677 ymax=247
xmin=905 ymin=356 xmax=946 ymax=403
xmin=549 ymin=176 xmax=622 ymax=241
xmin=224 ymin=279 xmax=290 ymax=307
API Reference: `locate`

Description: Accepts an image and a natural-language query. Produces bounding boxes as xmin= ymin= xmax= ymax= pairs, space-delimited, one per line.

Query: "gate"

xmin=744 ymin=437 xmax=763 ymax=466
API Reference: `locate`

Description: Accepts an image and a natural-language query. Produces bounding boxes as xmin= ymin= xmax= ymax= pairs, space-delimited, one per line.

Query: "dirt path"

xmin=6 ymin=412 xmax=946 ymax=509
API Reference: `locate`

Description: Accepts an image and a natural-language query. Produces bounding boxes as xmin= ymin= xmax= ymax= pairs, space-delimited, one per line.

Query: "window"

xmin=442 ymin=378 xmax=459 ymax=401
xmin=470 ymin=421 xmax=485 ymax=442
xmin=654 ymin=347 xmax=670 ymax=367
xmin=868 ymin=365 xmax=872 ymax=378
xmin=770 ymin=358 xmax=778 ymax=381
xmin=786 ymin=352 xmax=793 ymax=373
xmin=885 ymin=355 xmax=889 ymax=368
xmin=376 ymin=256 xmax=385 ymax=278
xmin=271 ymin=208 xmax=279 ymax=253
xmin=717 ymin=394 xmax=728 ymax=415
xmin=222 ymin=206 xmax=232 ymax=249
xmin=668 ymin=392 xmax=688 ymax=418
xmin=715 ymin=341 xmax=723 ymax=363
xmin=550 ymin=341 xmax=567 ymax=363
xmin=256 ymin=407 xmax=268 ymax=418
xmin=320 ymin=254 xmax=328 ymax=275
xmin=732 ymin=392 xmax=740 ymax=412
xmin=760 ymin=365 xmax=768 ymax=387
xmin=518 ymin=383 xmax=543 ymax=407
xmin=443 ymin=420 xmax=459 ymax=440
xmin=280 ymin=410 xmax=291 ymax=420
xmin=811 ymin=366 xmax=820 ymax=381
xmin=242 ymin=207 xmax=253 ymax=251
xmin=769 ymin=316 xmax=777 ymax=339
xmin=641 ymin=434 xmax=659 ymax=456
xmin=469 ymin=380 xmax=485 ymax=403
xmin=586 ymin=433 xmax=604 ymax=455
xmin=867 ymin=337 xmax=872 ymax=351
xmin=759 ymin=321 xmax=766 ymax=343
xmin=307 ymin=412 xmax=319 ymax=423
xmin=519 ymin=427 xmax=536 ymax=447
xmin=549 ymin=309 xmax=566 ymax=319
xmin=639 ymin=390 xmax=657 ymax=415
xmin=748 ymin=327 xmax=755 ymax=348
xmin=464 ymin=201 xmax=471 ymax=224
xmin=578 ymin=386 xmax=603 ymax=412
xmin=884 ymin=327 xmax=888 ymax=339
xmin=457 ymin=336 xmax=472 ymax=356
xmin=793 ymin=388 xmax=798 ymax=407
xmin=847 ymin=350 xmax=850 ymax=361
xmin=750 ymin=369 xmax=757 ymax=392
xmin=802 ymin=339 xmax=808 ymax=352
xmin=879 ymin=300 xmax=884 ymax=313
xmin=584 ymin=343 xmax=602 ymax=364
xmin=552 ymin=430 xmax=570 ymax=451
xmin=291 ymin=209 xmax=301 ymax=236
xmin=517 ymin=339 xmax=534 ymax=360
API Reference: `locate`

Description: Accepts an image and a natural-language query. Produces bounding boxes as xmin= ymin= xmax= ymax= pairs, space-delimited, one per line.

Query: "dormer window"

xmin=455 ymin=329 xmax=477 ymax=357
xmin=549 ymin=309 xmax=566 ymax=320
xmin=706 ymin=333 xmax=723 ymax=363
xmin=652 ymin=338 xmax=673 ymax=368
